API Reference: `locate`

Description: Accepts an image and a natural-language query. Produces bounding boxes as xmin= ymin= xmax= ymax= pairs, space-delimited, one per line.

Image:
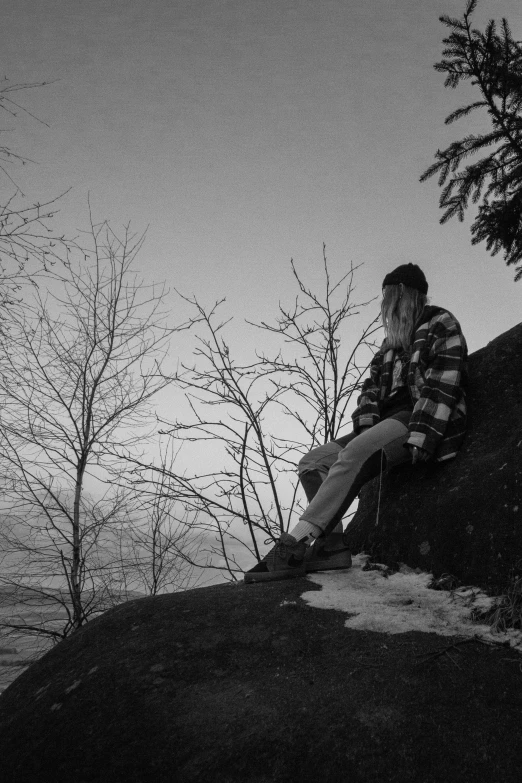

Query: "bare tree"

xmin=0 ymin=214 xmax=189 ymax=639
xmin=129 ymin=248 xmax=380 ymax=581
xmin=0 ymin=77 xmax=55 ymax=185
xmin=0 ymin=78 xmax=75 ymax=313
xmin=0 ymin=491 xmax=133 ymax=642
xmin=112 ymin=445 xmax=202 ymax=597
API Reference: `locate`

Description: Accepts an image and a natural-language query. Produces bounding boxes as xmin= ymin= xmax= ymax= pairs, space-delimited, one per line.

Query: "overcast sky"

xmin=3 ymin=0 xmax=521 ymax=357
xmin=3 ymin=0 xmax=522 ymax=589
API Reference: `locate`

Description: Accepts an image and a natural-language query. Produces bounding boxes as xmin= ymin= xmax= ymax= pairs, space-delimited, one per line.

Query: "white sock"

xmin=289 ymin=519 xmax=323 ymax=543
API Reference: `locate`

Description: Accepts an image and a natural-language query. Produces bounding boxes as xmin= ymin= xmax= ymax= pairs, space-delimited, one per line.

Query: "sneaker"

xmin=304 ymin=533 xmax=352 ymax=573
xmin=243 ymin=533 xmax=307 ymax=583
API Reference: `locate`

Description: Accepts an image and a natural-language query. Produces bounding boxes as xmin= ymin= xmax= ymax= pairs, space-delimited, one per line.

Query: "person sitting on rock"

xmin=244 ymin=263 xmax=468 ymax=583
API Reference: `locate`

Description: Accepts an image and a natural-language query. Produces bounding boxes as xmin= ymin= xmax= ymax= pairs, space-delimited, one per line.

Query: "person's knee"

xmin=298 ymin=442 xmax=339 ymax=474
xmin=298 ymin=450 xmax=318 ymax=474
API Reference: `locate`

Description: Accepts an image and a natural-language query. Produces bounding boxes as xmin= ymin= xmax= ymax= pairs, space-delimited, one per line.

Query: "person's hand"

xmin=409 ymin=445 xmax=430 ymax=464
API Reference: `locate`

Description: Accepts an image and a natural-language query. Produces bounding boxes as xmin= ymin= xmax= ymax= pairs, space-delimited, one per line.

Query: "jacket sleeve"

xmin=352 ymin=351 xmax=382 ymax=432
xmin=407 ymin=312 xmax=467 ymax=456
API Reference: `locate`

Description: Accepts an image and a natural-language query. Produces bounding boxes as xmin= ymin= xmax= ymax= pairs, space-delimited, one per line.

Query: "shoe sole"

xmin=305 ymin=551 xmax=352 ymax=573
xmin=243 ymin=566 xmax=306 ymax=584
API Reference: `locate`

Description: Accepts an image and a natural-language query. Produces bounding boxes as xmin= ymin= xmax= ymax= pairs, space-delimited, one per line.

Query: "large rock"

xmin=1 ymin=580 xmax=522 ymax=783
xmin=346 ymin=321 xmax=522 ymax=592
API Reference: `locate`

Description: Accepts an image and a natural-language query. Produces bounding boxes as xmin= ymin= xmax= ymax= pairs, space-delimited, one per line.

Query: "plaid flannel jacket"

xmin=352 ymin=306 xmax=468 ymax=461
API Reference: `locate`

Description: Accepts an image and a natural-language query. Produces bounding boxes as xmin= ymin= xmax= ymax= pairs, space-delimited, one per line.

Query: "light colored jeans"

xmin=297 ymin=414 xmax=411 ymax=534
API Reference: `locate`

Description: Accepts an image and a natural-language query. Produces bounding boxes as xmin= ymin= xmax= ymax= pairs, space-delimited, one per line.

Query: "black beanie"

xmin=382 ymin=263 xmax=428 ymax=295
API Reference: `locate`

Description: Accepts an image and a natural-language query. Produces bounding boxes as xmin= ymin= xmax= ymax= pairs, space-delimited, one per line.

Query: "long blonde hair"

xmin=381 ymin=284 xmax=427 ymax=351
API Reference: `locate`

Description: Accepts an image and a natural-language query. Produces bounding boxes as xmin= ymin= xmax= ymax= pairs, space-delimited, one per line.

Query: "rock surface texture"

xmin=346 ymin=321 xmax=522 ymax=591
xmin=1 ymin=580 xmax=522 ymax=783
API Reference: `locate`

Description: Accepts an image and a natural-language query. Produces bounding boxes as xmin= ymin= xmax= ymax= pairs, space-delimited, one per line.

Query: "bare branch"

xmin=0 ymin=214 xmax=194 ymax=639
xmin=124 ymin=250 xmax=378 ymax=577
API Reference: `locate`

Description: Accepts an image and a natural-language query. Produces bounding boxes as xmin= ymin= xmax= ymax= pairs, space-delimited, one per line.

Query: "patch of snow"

xmin=301 ymin=554 xmax=522 ymax=652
